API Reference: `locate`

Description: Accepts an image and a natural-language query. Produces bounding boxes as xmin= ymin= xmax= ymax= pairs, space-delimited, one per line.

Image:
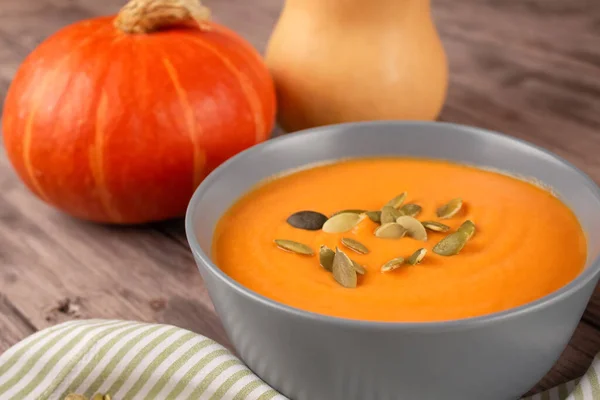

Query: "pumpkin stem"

xmin=114 ymin=0 xmax=211 ymax=34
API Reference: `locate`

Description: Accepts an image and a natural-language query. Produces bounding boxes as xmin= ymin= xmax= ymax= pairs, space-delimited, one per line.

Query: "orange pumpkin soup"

xmin=212 ymin=158 xmax=586 ymax=322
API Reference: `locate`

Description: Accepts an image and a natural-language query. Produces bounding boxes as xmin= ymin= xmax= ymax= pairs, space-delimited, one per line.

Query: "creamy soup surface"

xmin=212 ymin=158 xmax=586 ymax=322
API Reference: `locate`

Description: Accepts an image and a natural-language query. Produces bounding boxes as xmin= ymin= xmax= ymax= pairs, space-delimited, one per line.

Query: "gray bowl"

xmin=186 ymin=121 xmax=600 ymax=400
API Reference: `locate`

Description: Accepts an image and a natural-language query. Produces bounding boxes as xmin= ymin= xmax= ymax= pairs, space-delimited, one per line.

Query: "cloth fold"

xmin=0 ymin=319 xmax=595 ymax=400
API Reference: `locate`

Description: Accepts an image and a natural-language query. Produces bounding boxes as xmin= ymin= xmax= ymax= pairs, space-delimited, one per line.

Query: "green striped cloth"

xmin=0 ymin=320 xmax=285 ymax=400
xmin=0 ymin=319 xmax=597 ymax=400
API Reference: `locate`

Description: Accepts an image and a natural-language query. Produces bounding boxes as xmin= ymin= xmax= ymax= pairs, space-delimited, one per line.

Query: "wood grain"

xmin=0 ymin=295 xmax=36 ymax=353
xmin=0 ymin=0 xmax=599 ymax=396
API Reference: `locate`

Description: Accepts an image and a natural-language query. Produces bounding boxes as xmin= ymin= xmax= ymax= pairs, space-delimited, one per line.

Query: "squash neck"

xmin=284 ymin=0 xmax=431 ymax=19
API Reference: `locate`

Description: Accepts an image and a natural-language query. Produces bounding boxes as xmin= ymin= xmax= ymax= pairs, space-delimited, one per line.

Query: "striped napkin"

xmin=0 ymin=319 xmax=597 ymax=400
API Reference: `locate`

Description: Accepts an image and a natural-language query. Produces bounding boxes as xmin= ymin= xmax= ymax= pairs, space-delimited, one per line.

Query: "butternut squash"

xmin=266 ymin=0 xmax=449 ymax=132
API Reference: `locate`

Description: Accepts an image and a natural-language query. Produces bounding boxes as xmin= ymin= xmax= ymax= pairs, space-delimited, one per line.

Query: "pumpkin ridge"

xmin=162 ymin=56 xmax=206 ymax=189
xmin=21 ymin=37 xmax=96 ymax=203
xmin=209 ymin=28 xmax=277 ymax=139
xmin=90 ymin=91 xmax=122 ymax=222
xmin=22 ymin=91 xmax=50 ymax=202
xmin=182 ymin=35 xmax=266 ymax=142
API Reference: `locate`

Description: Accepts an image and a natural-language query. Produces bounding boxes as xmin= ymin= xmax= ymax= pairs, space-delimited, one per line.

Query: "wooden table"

xmin=0 ymin=0 xmax=599 ymax=395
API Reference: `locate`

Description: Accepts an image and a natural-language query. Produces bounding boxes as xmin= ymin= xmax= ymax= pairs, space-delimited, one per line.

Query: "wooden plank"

xmin=0 ymin=176 xmax=229 ymax=347
xmin=0 ymin=0 xmax=50 ymax=16
xmin=0 ymin=1 xmax=89 ymax=52
xmin=433 ymin=0 xmax=600 ymax=169
xmin=0 ymin=33 xmax=23 ymax=110
xmin=0 ymin=7 xmax=44 ymax=355
xmin=584 ymin=288 xmax=600 ymax=328
xmin=0 ymin=295 xmax=36 ymax=354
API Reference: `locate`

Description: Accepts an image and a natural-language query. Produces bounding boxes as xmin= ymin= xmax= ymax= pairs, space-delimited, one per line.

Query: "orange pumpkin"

xmin=2 ymin=0 xmax=276 ymax=224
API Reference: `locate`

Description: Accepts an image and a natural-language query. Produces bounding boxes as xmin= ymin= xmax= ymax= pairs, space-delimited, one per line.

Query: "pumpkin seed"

xmin=396 ymin=215 xmax=428 ymax=241
xmin=436 ymin=198 xmax=463 ymax=219
xmin=365 ymin=210 xmax=381 ymax=223
xmin=432 ymin=231 xmax=469 ymax=256
xmin=322 ymin=212 xmax=364 ymax=233
xmin=90 ymin=395 xmax=111 ymax=400
xmin=352 ymin=260 xmax=367 ymax=275
xmin=381 ymin=205 xmax=403 ymax=224
xmin=331 ymin=209 xmax=366 ymax=217
xmin=333 ymin=248 xmax=357 ymax=288
xmin=381 ymin=257 xmax=405 ymax=272
xmin=422 ymin=221 xmax=451 ymax=232
xmin=458 ymin=220 xmax=476 ymax=240
xmin=286 ymin=210 xmax=328 ymax=230
xmin=385 ymin=192 xmax=408 ymax=209
xmin=274 ymin=239 xmax=314 ymax=256
xmin=407 ymin=248 xmax=427 ymax=265
xmin=341 ymin=237 xmax=369 ymax=254
xmin=65 ymin=395 xmax=88 ymax=400
xmin=400 ymin=203 xmax=422 ymax=217
xmin=374 ymin=223 xmax=408 ymax=239
xmin=319 ymin=245 xmax=335 ymax=271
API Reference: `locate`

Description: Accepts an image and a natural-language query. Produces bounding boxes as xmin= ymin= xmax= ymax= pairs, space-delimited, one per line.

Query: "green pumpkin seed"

xmin=65 ymin=396 xmax=88 ymax=400
xmin=432 ymin=231 xmax=469 ymax=256
xmin=322 ymin=212 xmax=364 ymax=233
xmin=458 ymin=220 xmax=476 ymax=240
xmin=341 ymin=237 xmax=369 ymax=254
xmin=352 ymin=260 xmax=367 ymax=275
xmin=274 ymin=239 xmax=314 ymax=255
xmin=400 ymin=203 xmax=422 ymax=217
xmin=385 ymin=192 xmax=408 ymax=209
xmin=407 ymin=248 xmax=427 ymax=265
xmin=381 ymin=205 xmax=403 ymax=224
xmin=286 ymin=210 xmax=328 ymax=230
xmin=381 ymin=257 xmax=405 ymax=272
xmin=331 ymin=209 xmax=366 ymax=217
xmin=333 ymin=248 xmax=357 ymax=288
xmin=422 ymin=221 xmax=451 ymax=232
xmin=436 ymin=198 xmax=463 ymax=219
xmin=374 ymin=223 xmax=407 ymax=239
xmin=319 ymin=245 xmax=335 ymax=271
xmin=396 ymin=216 xmax=428 ymax=241
xmin=365 ymin=210 xmax=381 ymax=223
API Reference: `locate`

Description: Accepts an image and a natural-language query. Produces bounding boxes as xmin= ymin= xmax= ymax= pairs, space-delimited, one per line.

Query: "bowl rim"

xmin=185 ymin=120 xmax=600 ymax=331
